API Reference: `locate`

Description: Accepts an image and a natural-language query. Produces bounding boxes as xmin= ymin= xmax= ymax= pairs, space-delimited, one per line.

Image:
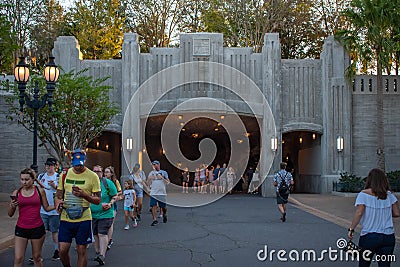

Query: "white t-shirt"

xmin=355 ymin=191 xmax=398 ymax=236
xmin=38 ymin=172 xmax=59 ymax=216
xmin=148 ymin=170 xmax=169 ymax=196
xmin=123 ymin=189 xmax=136 ymax=207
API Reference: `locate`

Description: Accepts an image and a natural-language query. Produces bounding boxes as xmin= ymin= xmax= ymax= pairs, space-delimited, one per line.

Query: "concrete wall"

xmin=1 ymin=33 xmax=400 ymax=194
xmin=352 ymin=75 xmax=400 ymax=177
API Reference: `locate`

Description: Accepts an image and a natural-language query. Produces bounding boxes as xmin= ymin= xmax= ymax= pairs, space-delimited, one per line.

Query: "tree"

xmin=335 ymin=0 xmax=399 ymax=171
xmin=30 ymin=0 xmax=68 ymax=68
xmin=0 ymin=0 xmax=44 ymax=65
xmin=5 ymin=69 xmax=119 ymax=166
xmin=124 ymin=0 xmax=186 ymax=52
xmin=0 ymin=13 xmax=18 ymax=73
xmin=67 ymin=0 xmax=125 ymax=59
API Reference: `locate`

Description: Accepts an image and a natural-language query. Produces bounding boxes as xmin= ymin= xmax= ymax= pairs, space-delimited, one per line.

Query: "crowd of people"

xmin=9 ymin=150 xmax=399 ymax=267
xmin=181 ymin=163 xmax=259 ymax=195
xmin=7 ymin=149 xmax=170 ymax=267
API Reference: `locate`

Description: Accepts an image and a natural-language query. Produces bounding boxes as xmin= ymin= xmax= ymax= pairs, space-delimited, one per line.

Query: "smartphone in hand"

xmin=10 ymin=195 xmax=16 ymax=201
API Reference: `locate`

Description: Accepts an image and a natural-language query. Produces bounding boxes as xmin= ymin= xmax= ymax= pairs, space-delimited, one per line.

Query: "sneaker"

xmin=280 ymin=212 xmax=286 ymax=222
xmin=133 ymin=218 xmax=138 ymax=228
xmin=28 ymin=258 xmax=43 ymax=263
xmin=94 ymin=255 xmax=105 ymax=265
xmin=163 ymin=214 xmax=167 ymax=223
xmin=52 ymin=250 xmax=60 ymax=260
xmin=107 ymin=240 xmax=113 ymax=250
xmin=151 ymin=220 xmax=158 ymax=226
xmin=158 ymin=214 xmax=163 ymax=218
xmin=93 ymin=252 xmax=100 ymax=261
xmin=124 ymin=224 xmax=130 ymax=230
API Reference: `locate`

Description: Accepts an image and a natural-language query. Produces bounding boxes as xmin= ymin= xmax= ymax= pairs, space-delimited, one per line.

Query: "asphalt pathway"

xmin=0 ymin=194 xmax=398 ymax=266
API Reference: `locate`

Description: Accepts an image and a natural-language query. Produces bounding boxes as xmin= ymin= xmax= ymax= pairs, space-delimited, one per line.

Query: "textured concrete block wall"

xmin=352 ymin=93 xmax=400 ymax=177
xmin=0 ymin=93 xmax=49 ymax=192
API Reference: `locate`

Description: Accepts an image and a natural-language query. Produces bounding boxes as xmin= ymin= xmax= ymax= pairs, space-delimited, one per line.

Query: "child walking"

xmin=122 ymin=180 xmax=137 ymax=230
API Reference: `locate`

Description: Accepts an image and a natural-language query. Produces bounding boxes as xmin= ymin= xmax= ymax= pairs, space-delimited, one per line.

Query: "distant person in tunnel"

xmin=274 ymin=162 xmax=294 ymax=222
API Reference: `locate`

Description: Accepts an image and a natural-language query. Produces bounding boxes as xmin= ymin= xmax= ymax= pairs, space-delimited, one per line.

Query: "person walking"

xmin=193 ymin=167 xmax=200 ymax=193
xmin=104 ymin=166 xmax=121 ymax=250
xmin=212 ymin=164 xmax=220 ymax=194
xmin=218 ymin=163 xmax=227 ymax=194
xmin=199 ymin=164 xmax=207 ymax=194
xmin=348 ymin=168 xmax=400 ymax=267
xmin=8 ymin=168 xmax=55 ymax=267
xmin=130 ymin=163 xmax=147 ymax=221
xmin=208 ymin=166 xmax=215 ymax=193
xmin=35 ymin=158 xmax=61 ymax=261
xmin=182 ymin=167 xmax=189 ymax=193
xmin=273 ymin=162 xmax=294 ymax=222
xmin=122 ymin=180 xmax=137 ymax=230
xmin=148 ymin=160 xmax=170 ymax=226
xmin=54 ymin=149 xmax=101 ymax=267
xmin=226 ymin=167 xmax=236 ymax=194
xmin=91 ymin=165 xmax=118 ymax=265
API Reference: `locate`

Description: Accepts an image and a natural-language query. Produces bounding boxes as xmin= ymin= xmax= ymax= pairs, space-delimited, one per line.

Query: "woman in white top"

xmin=348 ymin=168 xmax=400 ymax=267
xmin=130 ymin=163 xmax=147 ymax=221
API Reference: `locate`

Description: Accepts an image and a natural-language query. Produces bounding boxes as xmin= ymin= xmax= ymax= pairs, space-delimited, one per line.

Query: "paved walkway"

xmin=0 ymin=192 xmax=399 ymax=266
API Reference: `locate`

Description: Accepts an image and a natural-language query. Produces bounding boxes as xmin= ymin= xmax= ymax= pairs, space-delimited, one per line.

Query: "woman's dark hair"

xmin=20 ymin=168 xmax=36 ymax=180
xmin=365 ymin=168 xmax=390 ymax=200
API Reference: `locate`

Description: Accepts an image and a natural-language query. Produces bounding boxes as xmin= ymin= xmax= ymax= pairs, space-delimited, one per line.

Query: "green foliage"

xmin=4 ymin=69 xmax=119 ymax=166
xmin=67 ymin=0 xmax=125 ymax=59
xmin=387 ymin=170 xmax=400 ymax=191
xmin=30 ymin=0 xmax=67 ymax=68
xmin=337 ymin=172 xmax=365 ymax=192
xmin=335 ymin=0 xmax=398 ymax=77
xmin=0 ymin=13 xmax=18 ymax=73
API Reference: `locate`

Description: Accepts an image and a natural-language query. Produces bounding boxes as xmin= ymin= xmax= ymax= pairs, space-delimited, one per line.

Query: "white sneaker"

xmin=124 ymin=225 xmax=129 ymax=230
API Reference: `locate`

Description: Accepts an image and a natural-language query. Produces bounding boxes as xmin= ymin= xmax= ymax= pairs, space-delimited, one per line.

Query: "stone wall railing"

xmin=353 ymin=75 xmax=399 ymax=94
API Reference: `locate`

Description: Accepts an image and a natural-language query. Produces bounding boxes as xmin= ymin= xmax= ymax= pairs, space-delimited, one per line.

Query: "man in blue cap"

xmin=147 ymin=160 xmax=170 ymax=226
xmin=55 ymin=149 xmax=101 ymax=267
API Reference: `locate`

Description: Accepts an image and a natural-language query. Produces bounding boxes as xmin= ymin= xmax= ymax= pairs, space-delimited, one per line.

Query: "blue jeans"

xmin=358 ymin=233 xmax=395 ymax=267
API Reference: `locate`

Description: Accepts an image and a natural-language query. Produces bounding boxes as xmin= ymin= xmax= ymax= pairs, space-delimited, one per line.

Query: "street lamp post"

xmin=14 ymin=56 xmax=59 ymax=173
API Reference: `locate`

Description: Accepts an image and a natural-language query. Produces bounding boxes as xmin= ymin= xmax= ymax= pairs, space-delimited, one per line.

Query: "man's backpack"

xmin=278 ymin=172 xmax=290 ymax=196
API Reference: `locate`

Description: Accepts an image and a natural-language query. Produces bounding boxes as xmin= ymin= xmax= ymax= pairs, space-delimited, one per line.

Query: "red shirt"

xmin=16 ymin=188 xmax=43 ymax=229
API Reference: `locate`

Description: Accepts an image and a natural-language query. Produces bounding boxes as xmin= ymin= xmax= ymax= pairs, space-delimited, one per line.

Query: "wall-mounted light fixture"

xmin=126 ymin=137 xmax=133 ymax=152
xmin=337 ymin=136 xmax=344 ymax=152
xmin=271 ymin=137 xmax=278 ymax=152
xmin=299 ymin=137 xmax=303 ymax=144
xmin=178 ymin=115 xmax=183 ymax=120
xmin=312 ymin=133 xmax=316 ymax=140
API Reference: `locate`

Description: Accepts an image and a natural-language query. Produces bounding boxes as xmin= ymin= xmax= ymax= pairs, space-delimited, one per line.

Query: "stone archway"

xmin=142 ymin=114 xmax=261 ymax=186
xmin=282 ymin=131 xmax=321 ymax=193
xmin=87 ymin=131 xmax=122 ymax=178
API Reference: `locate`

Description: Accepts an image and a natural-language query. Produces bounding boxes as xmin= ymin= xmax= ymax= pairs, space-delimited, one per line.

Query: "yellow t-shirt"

xmin=58 ymin=168 xmax=101 ymax=222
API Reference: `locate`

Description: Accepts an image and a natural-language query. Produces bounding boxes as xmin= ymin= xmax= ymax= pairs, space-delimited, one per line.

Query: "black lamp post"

xmin=14 ymin=56 xmax=59 ymax=173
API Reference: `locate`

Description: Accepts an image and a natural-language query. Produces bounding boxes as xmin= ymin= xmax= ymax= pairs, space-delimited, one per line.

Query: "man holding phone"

xmin=55 ymin=149 xmax=101 ymax=267
xmin=148 ymin=160 xmax=170 ymax=226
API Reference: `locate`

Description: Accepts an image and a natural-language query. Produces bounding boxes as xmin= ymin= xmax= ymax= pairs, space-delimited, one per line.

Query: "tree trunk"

xmin=376 ymin=57 xmax=385 ymax=171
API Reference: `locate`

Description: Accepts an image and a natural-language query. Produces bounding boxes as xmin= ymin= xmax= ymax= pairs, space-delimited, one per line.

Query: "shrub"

xmin=337 ymin=172 xmax=365 ymax=192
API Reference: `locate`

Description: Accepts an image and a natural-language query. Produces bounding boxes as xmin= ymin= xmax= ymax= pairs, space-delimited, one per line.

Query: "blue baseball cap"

xmin=71 ymin=149 xmax=86 ymax=166
xmin=151 ymin=160 xmax=160 ymax=165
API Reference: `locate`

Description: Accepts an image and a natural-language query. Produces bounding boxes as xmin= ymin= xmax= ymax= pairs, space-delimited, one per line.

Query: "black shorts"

xmin=276 ymin=192 xmax=289 ymax=204
xmin=92 ymin=218 xmax=114 ymax=235
xmin=15 ymin=224 xmax=46 ymax=239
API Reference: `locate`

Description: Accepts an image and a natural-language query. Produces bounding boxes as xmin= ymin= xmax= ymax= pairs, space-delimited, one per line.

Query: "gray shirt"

xmin=148 ymin=170 xmax=169 ymax=196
